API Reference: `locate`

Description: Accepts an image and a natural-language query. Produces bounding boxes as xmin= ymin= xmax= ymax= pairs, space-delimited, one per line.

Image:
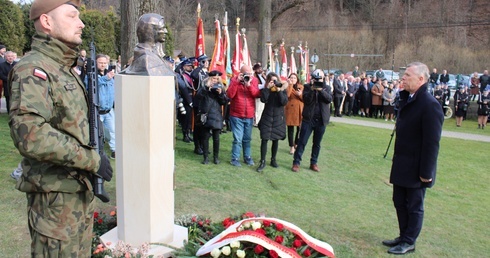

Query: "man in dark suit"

xmin=332 ymin=73 xmax=346 ymax=117
xmin=382 ymin=62 xmax=443 ymax=255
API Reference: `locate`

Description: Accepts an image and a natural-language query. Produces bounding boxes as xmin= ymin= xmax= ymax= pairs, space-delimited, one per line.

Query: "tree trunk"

xmin=258 ymin=0 xmax=272 ymax=67
xmin=120 ymin=0 xmax=164 ymax=66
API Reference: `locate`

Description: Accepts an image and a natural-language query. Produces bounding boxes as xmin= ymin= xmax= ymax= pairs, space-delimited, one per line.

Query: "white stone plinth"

xmin=100 ymin=74 xmax=187 ymax=252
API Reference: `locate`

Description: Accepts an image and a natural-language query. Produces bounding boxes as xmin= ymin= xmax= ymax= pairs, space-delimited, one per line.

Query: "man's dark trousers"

xmin=393 ymin=184 xmax=427 ymax=245
xmin=293 ymin=118 xmax=326 ymax=165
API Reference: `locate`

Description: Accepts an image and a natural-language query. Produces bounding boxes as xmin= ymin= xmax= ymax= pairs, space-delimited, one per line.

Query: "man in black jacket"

xmin=291 ymin=69 xmax=332 ymax=172
xmin=0 ymin=51 xmax=17 ymax=113
xmin=382 ymin=62 xmax=443 ymax=255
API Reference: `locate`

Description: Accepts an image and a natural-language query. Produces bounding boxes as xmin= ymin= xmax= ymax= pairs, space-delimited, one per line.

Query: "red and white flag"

xmin=209 ymin=18 xmax=226 ymax=80
xmin=280 ymin=42 xmax=288 ymax=80
xmin=241 ymin=31 xmax=252 ymax=69
xmin=231 ymin=30 xmax=242 ymax=76
xmin=195 ymin=3 xmax=205 ymax=59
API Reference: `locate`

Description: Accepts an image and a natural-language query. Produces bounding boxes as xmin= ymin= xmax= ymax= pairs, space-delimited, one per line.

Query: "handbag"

xmin=197 ymin=113 xmax=207 ymax=126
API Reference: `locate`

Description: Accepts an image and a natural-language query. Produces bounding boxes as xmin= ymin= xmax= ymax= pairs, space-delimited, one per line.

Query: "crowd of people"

xmin=169 ymin=57 xmax=490 ymax=172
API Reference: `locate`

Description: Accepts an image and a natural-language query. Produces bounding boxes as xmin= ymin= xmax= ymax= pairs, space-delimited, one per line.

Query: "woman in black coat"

xmin=453 ymin=87 xmax=469 ymax=127
xmin=195 ymin=70 xmax=228 ymax=164
xmin=256 ymin=72 xmax=289 ymax=172
xmin=358 ymin=77 xmax=371 ymax=117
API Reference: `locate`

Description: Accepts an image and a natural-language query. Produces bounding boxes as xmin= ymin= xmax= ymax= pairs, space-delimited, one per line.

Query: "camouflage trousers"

xmin=27 ymin=190 xmax=95 ymax=257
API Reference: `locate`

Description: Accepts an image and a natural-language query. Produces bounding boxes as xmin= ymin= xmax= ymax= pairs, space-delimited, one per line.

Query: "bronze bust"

xmin=121 ymin=13 xmax=174 ymax=76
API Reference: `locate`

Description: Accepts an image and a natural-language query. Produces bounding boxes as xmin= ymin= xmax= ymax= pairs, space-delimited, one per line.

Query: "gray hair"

xmin=406 ymin=62 xmax=429 ymax=81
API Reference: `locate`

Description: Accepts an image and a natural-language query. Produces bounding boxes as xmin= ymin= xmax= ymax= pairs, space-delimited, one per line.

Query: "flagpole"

xmin=197 ymin=2 xmax=201 ymax=18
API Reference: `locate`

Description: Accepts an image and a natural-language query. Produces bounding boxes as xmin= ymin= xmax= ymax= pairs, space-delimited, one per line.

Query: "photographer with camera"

xmin=454 ymin=86 xmax=469 ymax=127
xmin=291 ymin=69 xmax=332 ymax=172
xmin=195 ymin=70 xmax=228 ymax=164
xmin=256 ymin=72 xmax=289 ymax=172
xmin=226 ymin=65 xmax=260 ymax=167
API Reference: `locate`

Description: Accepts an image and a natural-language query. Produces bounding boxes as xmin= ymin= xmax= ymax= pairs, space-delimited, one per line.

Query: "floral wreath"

xmin=196 ymin=215 xmax=335 ymax=258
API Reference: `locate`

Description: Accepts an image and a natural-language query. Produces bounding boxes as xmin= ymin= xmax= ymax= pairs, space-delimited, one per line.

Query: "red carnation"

xmin=293 ymin=239 xmax=302 ymax=248
xmin=191 ymin=216 xmax=197 ymax=222
xmin=222 ymin=218 xmax=235 ymax=228
xmin=275 ymin=235 xmax=284 ymax=244
xmin=94 ymin=212 xmax=99 ymax=219
xmin=243 ymin=212 xmax=255 ymax=218
xmin=263 ymin=220 xmax=271 ymax=227
xmin=255 ymin=228 xmax=266 ymax=235
xmin=275 ymin=223 xmax=284 ymax=231
xmin=269 ymin=250 xmax=279 ymax=258
xmin=98 ymin=219 xmax=103 ymax=224
xmin=254 ymin=245 xmax=264 ymax=254
xmin=303 ymin=248 xmax=311 ymax=257
xmin=198 ymin=221 xmax=203 ymax=226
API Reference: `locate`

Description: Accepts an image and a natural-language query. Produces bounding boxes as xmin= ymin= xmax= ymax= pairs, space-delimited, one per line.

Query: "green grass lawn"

xmin=1 ymin=112 xmax=489 ymax=257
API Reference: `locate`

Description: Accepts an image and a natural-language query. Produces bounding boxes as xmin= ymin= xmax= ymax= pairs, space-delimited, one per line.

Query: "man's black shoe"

xmin=382 ymin=237 xmax=401 ymax=247
xmin=387 ymin=242 xmax=415 ymax=255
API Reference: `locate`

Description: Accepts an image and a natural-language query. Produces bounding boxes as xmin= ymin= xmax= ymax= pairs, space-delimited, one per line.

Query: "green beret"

xmin=30 ymin=0 xmax=81 ymax=20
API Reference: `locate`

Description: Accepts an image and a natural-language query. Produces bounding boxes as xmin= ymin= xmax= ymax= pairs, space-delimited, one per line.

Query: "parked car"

xmin=439 ymin=74 xmax=457 ymax=89
xmin=382 ymin=70 xmax=400 ymax=82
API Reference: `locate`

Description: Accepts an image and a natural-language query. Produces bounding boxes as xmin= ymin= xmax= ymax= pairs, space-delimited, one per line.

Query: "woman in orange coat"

xmin=284 ymin=73 xmax=304 ymax=154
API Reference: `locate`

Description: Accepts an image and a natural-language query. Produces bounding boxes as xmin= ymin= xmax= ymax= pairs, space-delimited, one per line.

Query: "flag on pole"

xmin=241 ymin=28 xmax=252 ymax=69
xmin=223 ymin=12 xmax=232 ymax=84
xmin=274 ymin=50 xmax=280 ymax=75
xmin=298 ymin=42 xmax=306 ymax=83
xmin=304 ymin=42 xmax=310 ymax=84
xmin=289 ymin=46 xmax=297 ymax=76
xmin=210 ymin=18 xmax=226 ymax=81
xmin=195 ymin=3 xmax=205 ymax=59
xmin=279 ymin=41 xmax=288 ymax=80
xmin=266 ymin=42 xmax=273 ymax=72
xmin=231 ymin=18 xmax=242 ymax=76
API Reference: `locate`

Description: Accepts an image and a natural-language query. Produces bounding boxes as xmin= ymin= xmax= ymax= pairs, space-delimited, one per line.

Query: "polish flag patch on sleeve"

xmin=33 ymin=68 xmax=47 ymax=81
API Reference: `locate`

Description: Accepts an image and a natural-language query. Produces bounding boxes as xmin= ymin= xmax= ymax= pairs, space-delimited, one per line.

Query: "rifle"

xmin=87 ymin=35 xmax=110 ymax=203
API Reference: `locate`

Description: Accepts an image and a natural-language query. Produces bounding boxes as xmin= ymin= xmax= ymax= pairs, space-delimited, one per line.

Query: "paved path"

xmin=3 ymin=97 xmax=488 ymax=142
xmin=330 ymin=116 xmax=490 ymax=142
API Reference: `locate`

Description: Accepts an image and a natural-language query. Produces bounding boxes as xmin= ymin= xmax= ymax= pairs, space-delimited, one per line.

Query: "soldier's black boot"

xmin=186 ymin=130 xmax=193 ymax=141
xmin=256 ymin=160 xmax=266 ymax=172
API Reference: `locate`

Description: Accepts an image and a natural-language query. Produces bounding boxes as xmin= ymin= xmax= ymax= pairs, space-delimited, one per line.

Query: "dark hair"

xmin=266 ymin=72 xmax=279 ymax=84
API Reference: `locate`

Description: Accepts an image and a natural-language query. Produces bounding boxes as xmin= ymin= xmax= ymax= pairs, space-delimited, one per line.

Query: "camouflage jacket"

xmin=9 ymin=32 xmax=100 ymax=193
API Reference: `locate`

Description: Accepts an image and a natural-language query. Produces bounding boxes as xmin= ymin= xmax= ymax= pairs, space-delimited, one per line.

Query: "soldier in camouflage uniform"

xmin=8 ymin=1 xmax=113 ymax=257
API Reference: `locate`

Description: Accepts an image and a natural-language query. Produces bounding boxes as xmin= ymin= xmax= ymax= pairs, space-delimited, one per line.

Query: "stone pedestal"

xmin=101 ymin=74 xmax=187 ymax=256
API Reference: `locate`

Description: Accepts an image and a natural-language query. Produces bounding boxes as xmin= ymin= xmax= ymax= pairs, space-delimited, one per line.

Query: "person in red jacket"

xmin=226 ymin=65 xmax=260 ymax=166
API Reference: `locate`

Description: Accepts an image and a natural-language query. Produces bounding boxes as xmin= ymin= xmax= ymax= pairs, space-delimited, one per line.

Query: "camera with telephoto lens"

xmin=243 ymin=74 xmax=251 ymax=82
xmin=273 ymin=80 xmax=282 ymax=88
xmin=176 ymin=98 xmax=186 ymax=115
xmin=212 ymin=83 xmax=223 ymax=89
